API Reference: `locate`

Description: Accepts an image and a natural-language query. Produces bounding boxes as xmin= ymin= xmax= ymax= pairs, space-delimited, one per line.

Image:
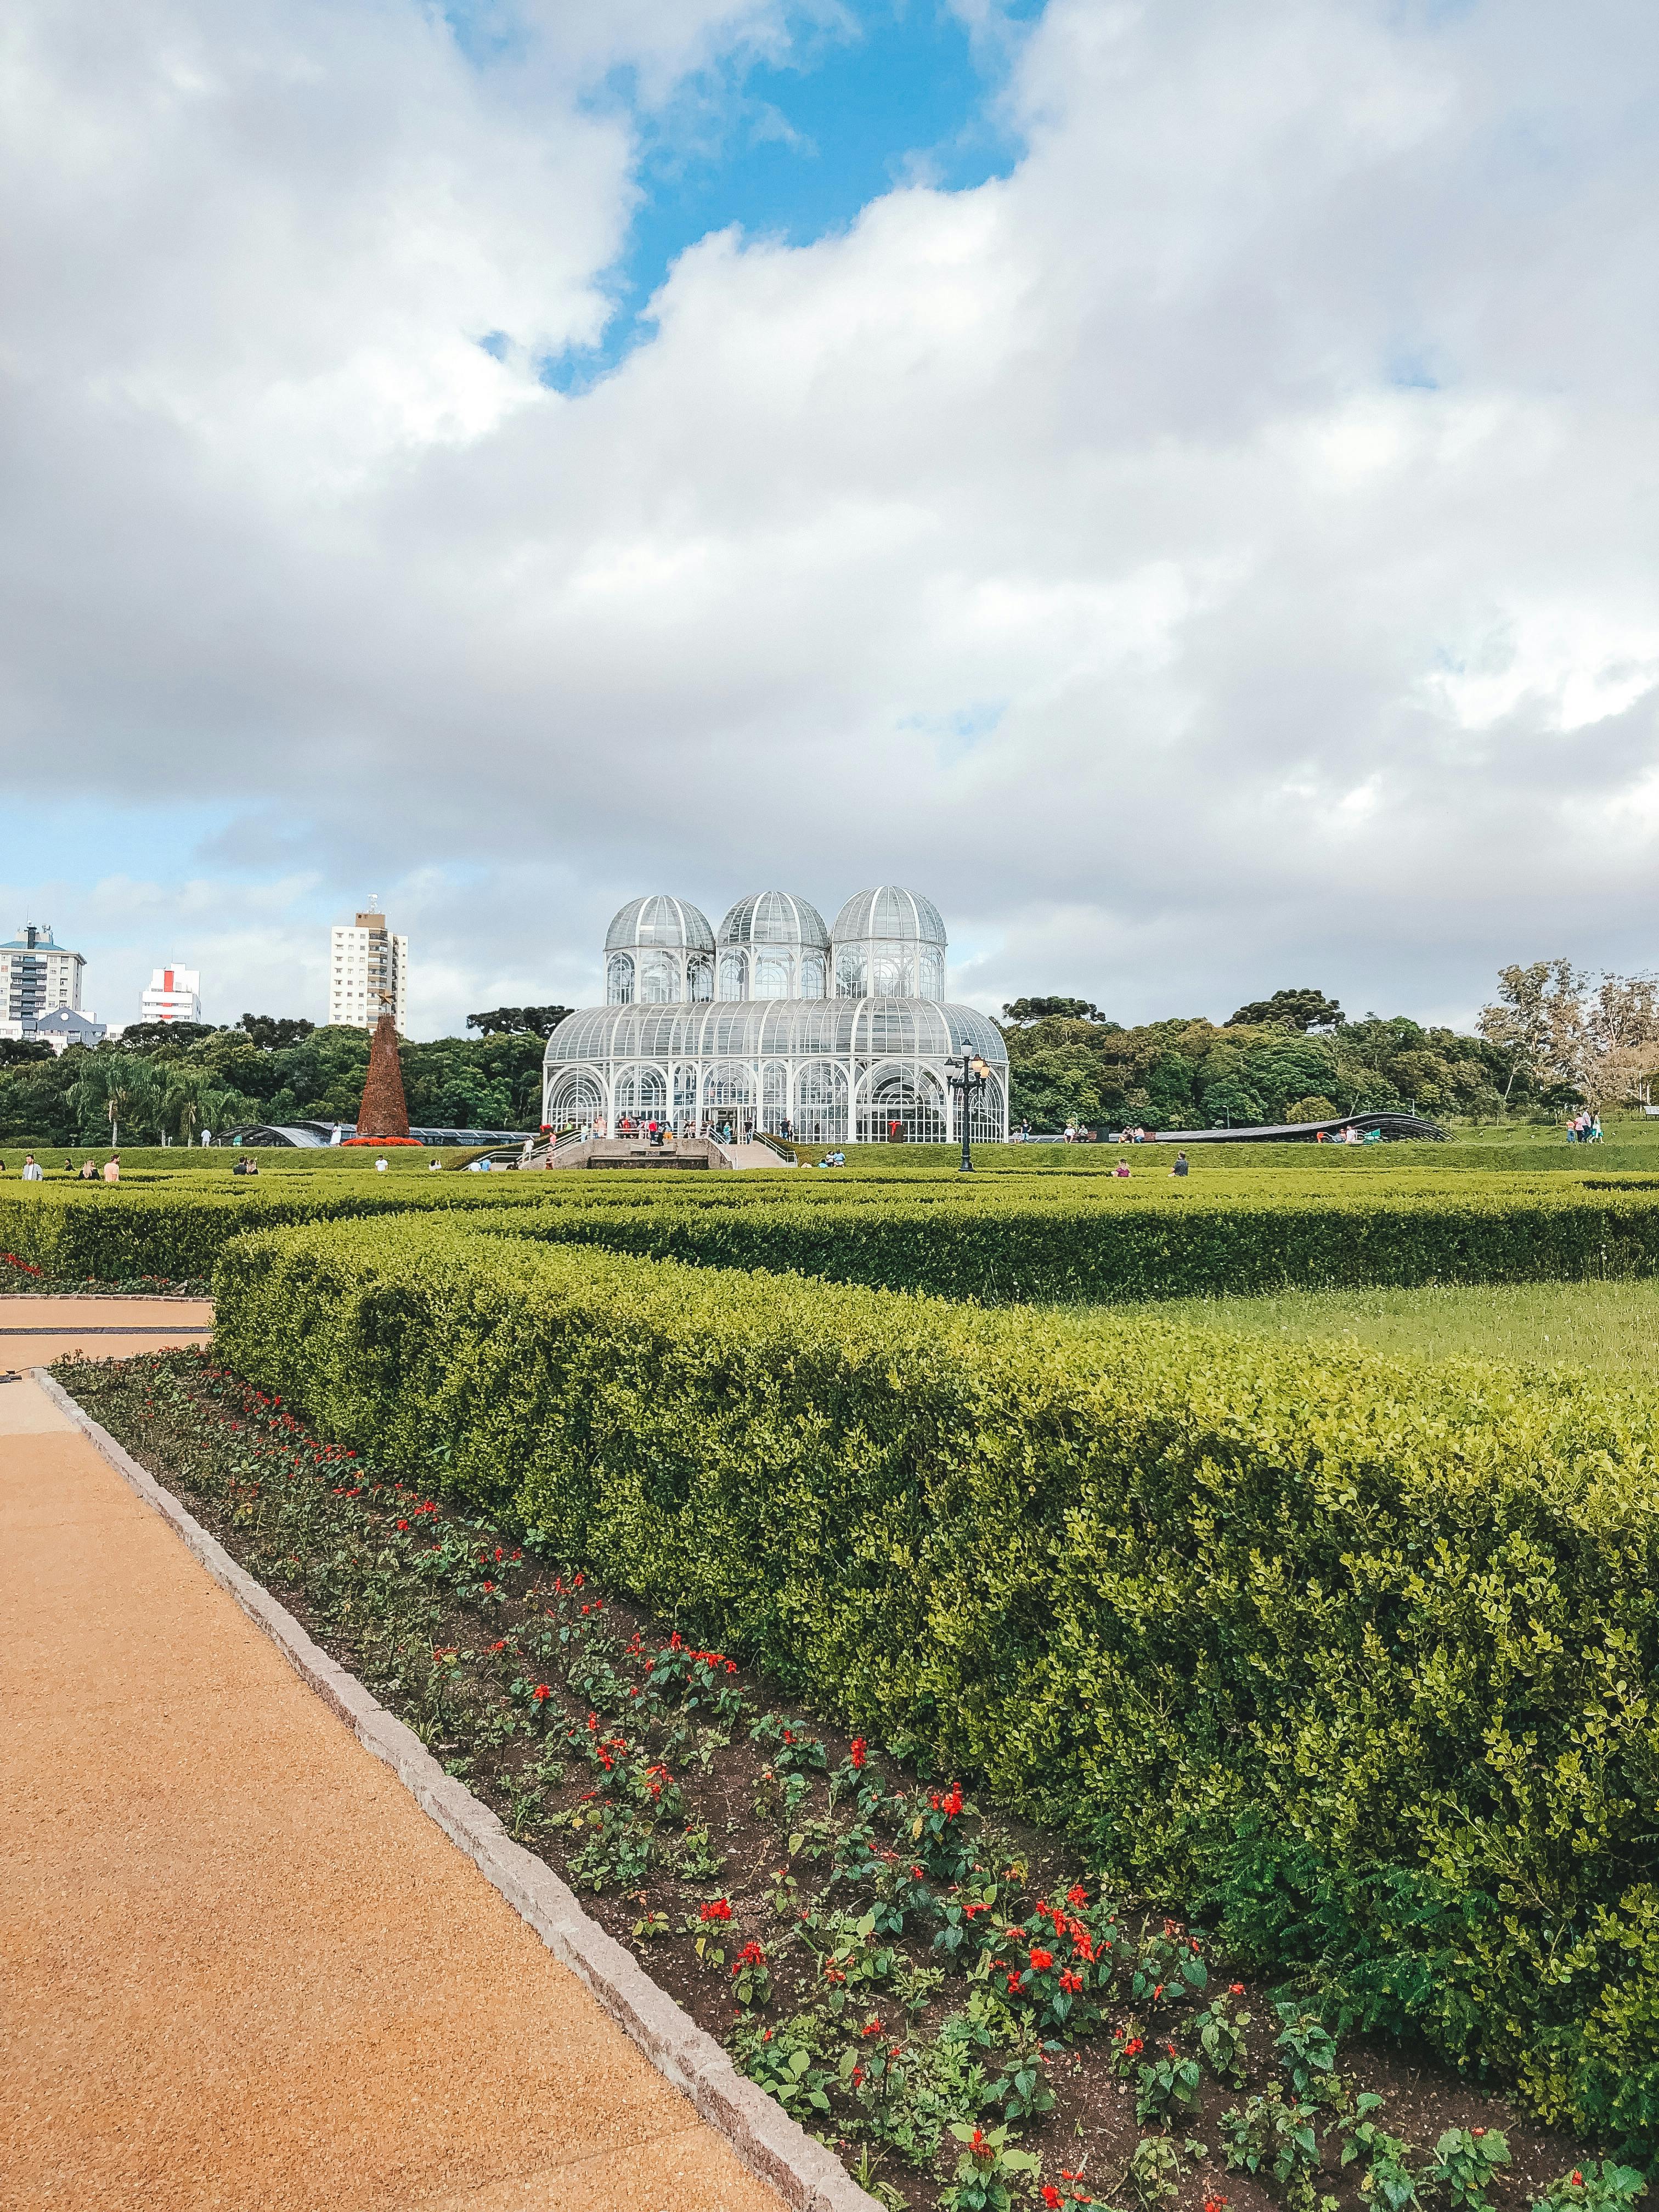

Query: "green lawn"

xmin=1107 ymin=1275 xmax=1659 ymax=1376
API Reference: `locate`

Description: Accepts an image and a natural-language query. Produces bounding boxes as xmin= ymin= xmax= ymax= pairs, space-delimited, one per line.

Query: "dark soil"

xmin=55 ymin=1349 xmax=1596 ymax=2212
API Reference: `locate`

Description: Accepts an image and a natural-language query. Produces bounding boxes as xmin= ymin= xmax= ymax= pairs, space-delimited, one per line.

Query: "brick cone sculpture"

xmin=353 ymin=1011 xmax=411 ymax=1139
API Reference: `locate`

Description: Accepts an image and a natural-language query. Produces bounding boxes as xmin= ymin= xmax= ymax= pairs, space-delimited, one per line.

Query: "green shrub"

xmin=214 ymin=1215 xmax=1659 ymax=2142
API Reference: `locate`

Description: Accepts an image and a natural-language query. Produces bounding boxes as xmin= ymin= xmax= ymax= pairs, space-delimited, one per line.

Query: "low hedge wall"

xmin=14 ymin=1171 xmax=1659 ymax=1303
xmin=487 ymin=1178 xmax=1659 ymax=1303
xmin=213 ymin=1215 xmax=1659 ymax=2141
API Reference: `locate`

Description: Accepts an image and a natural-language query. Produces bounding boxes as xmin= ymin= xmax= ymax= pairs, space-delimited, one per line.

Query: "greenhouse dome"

xmin=545 ymin=886 xmax=1005 ymax=1145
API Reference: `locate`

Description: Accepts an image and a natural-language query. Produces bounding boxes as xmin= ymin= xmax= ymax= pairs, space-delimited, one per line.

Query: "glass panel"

xmin=673 ymin=1063 xmax=699 ymax=1124
xmin=836 ymin=946 xmax=866 ymax=998
xmin=917 ymin=949 xmax=943 ymax=1001
xmin=640 ymin=951 xmax=678 ymax=1003
xmin=753 ymin=956 xmax=791 ymax=1000
xmin=799 ymin=953 xmax=826 ymax=1000
xmin=606 ymin=953 xmax=634 ymax=1006
xmin=856 ymin=1067 xmax=947 ymax=1146
xmin=547 ymin=1074 xmax=603 ymax=1133
xmin=718 ymin=952 xmax=748 ymax=1001
xmin=614 ymin=1065 xmax=668 ymax=1122
xmin=793 ymin=1060 xmax=847 ymax=1144
xmin=871 ymin=955 xmax=903 ymax=996
xmin=687 ymin=955 xmax=713 ymax=1002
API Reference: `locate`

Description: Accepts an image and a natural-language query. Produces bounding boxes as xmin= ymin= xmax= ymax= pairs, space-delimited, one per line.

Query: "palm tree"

xmin=69 ymin=1052 xmax=157 ymax=1149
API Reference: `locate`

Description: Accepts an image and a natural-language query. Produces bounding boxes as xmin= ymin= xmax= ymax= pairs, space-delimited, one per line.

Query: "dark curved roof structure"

xmin=1145 ymin=1110 xmax=1447 ymax=1144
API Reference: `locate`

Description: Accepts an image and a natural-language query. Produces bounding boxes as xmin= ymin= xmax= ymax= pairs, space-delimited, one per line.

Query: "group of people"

xmin=1566 ymin=1110 xmax=1604 ymax=1143
xmin=1109 ymin=1150 xmax=1190 ymax=1178
xmin=1313 ymin=1124 xmax=1380 ymax=1145
xmin=1 ymin=1153 xmax=119 ymax=1181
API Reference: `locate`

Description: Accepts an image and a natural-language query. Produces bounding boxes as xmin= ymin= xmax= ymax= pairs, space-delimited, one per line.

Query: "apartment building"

xmin=140 ymin=964 xmax=202 ymax=1024
xmin=328 ymin=909 xmax=408 ymax=1030
xmin=0 ymin=923 xmax=87 ymax=1041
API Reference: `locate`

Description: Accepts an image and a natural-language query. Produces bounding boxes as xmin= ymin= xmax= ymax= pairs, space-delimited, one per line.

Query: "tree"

xmin=112 ymin=1020 xmax=219 ymax=1053
xmin=466 ymin=1006 xmax=573 ymax=1040
xmin=1228 ymin=989 xmax=1346 ymax=1032
xmin=69 ymin=1051 xmax=159 ymax=1147
xmin=237 ymin=1014 xmax=316 ymax=1051
xmin=0 ymin=1038 xmax=54 ymax=1066
xmin=1477 ymin=961 xmax=1587 ymax=1102
xmin=1001 ymin=997 xmax=1110 ymax=1026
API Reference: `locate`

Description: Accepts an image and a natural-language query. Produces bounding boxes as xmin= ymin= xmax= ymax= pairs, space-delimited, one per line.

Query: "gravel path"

xmin=0 ymin=1311 xmax=784 ymax=2212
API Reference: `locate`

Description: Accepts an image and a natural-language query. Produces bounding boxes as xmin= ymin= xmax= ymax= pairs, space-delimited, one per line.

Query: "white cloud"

xmin=3 ymin=0 xmax=1658 ymax=1034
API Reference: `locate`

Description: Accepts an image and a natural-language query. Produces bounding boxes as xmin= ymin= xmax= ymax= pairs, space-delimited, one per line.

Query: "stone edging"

xmin=32 ymin=1368 xmax=878 ymax=2212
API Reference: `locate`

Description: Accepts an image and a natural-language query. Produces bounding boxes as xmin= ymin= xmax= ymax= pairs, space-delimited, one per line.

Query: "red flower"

xmin=701 ymin=1899 xmax=732 ymax=1922
xmin=1124 ymin=2036 xmax=1143 ymax=2057
xmin=1029 ymin=1947 xmax=1054 ymax=1971
xmin=397 ymin=1518 xmax=409 ymax=1531
xmin=1059 ymin=1969 xmax=1084 ymax=1993
xmin=1204 ymin=2197 xmax=1230 ymax=2212
xmin=733 ymin=1940 xmax=766 ymax=1970
xmin=483 ymin=1581 xmax=494 ymax=1592
xmin=861 ymin=2017 xmax=883 ymax=2036
xmin=1007 ymin=1972 xmax=1023 ymax=1994
xmin=532 ymin=1684 xmax=551 ymax=1701
xmin=1044 ymin=2191 xmax=1064 ymax=2209
xmin=1065 ymin=1883 xmax=1089 ymax=1906
xmin=849 ymin=1738 xmax=867 ymax=1768
xmin=489 ymin=1639 xmax=506 ymax=1652
xmin=1229 ymin=1982 xmax=1245 ymax=1995
xmin=1571 ymin=2177 xmax=1584 ymax=2190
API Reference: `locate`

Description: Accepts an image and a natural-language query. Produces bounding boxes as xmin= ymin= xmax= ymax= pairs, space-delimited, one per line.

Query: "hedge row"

xmin=212 ymin=1215 xmax=1659 ymax=2142
xmin=486 ymin=1179 xmax=1659 ymax=1304
xmin=13 ymin=1171 xmax=1659 ymax=1302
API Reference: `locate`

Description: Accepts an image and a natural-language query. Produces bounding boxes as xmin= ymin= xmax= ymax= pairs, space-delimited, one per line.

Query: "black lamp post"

xmin=947 ymin=1049 xmax=991 ymax=1172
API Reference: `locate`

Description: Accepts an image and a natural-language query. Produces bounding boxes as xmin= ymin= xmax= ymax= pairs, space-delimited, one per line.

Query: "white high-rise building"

xmin=329 ymin=908 xmax=408 ymax=1030
xmin=0 ymin=923 xmax=86 ymax=1041
xmin=140 ymin=964 xmax=201 ymax=1024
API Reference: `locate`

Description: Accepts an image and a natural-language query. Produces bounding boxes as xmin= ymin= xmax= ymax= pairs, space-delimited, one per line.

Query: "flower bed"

xmin=54 ymin=1348 xmax=1602 ymax=2212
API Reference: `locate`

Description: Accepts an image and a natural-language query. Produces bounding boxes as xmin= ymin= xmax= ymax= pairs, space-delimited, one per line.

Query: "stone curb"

xmin=33 ymin=1368 xmax=880 ymax=2212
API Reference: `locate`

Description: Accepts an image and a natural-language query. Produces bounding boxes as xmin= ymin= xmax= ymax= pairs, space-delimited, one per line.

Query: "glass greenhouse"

xmin=544 ymin=885 xmax=1008 ymax=1144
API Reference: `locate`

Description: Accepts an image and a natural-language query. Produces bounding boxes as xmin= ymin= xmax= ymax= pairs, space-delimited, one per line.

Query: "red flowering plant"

xmin=990 ymin=1892 xmax=1119 ymax=2036
xmin=1130 ymin=1918 xmax=1210 ymax=2016
xmin=941 ymin=2121 xmax=1040 ymax=2212
xmin=730 ymin=1937 xmax=773 ymax=2007
xmin=905 ymin=1780 xmax=979 ymax=1884
xmin=1041 ymin=2176 xmax=1096 ymax=2210
xmin=1135 ymin=2039 xmax=1205 ymax=2126
xmin=1110 ymin=2018 xmax=1149 ymax=2078
xmin=929 ymin=1876 xmax=1001 ymax=1967
xmin=642 ymin=1632 xmax=745 ymax=1720
xmin=1193 ymin=1988 xmax=1253 ymax=2086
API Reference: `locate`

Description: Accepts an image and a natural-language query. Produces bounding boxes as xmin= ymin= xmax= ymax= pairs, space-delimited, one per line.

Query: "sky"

xmin=2 ymin=0 xmax=1657 ymax=1037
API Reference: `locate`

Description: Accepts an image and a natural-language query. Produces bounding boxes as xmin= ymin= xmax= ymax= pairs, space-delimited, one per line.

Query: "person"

xmin=80 ymin=1157 xmax=98 ymax=1180
xmin=662 ymin=1125 xmax=677 ymax=1154
xmin=21 ymin=1153 xmax=43 ymax=1182
xmin=428 ymin=1158 xmax=442 ymax=1171
xmin=374 ymin=1155 xmax=388 ymax=1173
xmin=1113 ymin=1156 xmax=1131 ymax=1178
xmin=63 ymin=1158 xmax=74 ymax=1175
xmin=1169 ymin=1150 xmax=1189 ymax=1178
xmin=102 ymin=1154 xmax=120 ymax=1182
xmin=817 ymin=1148 xmax=845 ymax=1167
xmin=1315 ymin=1129 xmax=1326 ymax=1143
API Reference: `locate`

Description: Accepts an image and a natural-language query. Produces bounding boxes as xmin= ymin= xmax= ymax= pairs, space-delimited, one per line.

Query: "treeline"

xmin=1001 ymin=986 xmax=1544 ymax=1132
xmin=0 ymin=1017 xmax=550 ymax=1145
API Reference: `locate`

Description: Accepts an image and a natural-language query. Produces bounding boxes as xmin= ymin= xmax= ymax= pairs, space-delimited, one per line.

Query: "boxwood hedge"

xmin=213 ymin=1215 xmax=1659 ymax=2143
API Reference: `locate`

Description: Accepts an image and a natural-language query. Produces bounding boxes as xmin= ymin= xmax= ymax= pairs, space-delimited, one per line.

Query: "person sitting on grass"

xmin=1113 ymin=1155 xmax=1131 ymax=1178
xmin=1169 ymin=1150 xmax=1189 ymax=1178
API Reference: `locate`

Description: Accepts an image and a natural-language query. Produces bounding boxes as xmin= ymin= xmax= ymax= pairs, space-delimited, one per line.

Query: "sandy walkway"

xmin=0 ymin=1293 xmax=215 ymax=1369
xmin=0 ymin=1325 xmax=785 ymax=2212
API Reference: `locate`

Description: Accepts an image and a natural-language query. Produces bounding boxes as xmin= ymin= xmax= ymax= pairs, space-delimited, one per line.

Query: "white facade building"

xmin=0 ymin=923 xmax=86 ymax=1042
xmin=544 ymin=885 xmax=1008 ymax=1145
xmin=329 ymin=910 xmax=408 ymax=1030
xmin=140 ymin=964 xmax=201 ymax=1024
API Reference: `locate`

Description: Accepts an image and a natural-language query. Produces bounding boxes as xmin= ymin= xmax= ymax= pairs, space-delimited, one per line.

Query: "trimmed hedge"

xmin=487 ymin=1179 xmax=1659 ymax=1304
xmin=14 ymin=1170 xmax=1659 ymax=1304
xmin=214 ymin=1216 xmax=1659 ymax=2142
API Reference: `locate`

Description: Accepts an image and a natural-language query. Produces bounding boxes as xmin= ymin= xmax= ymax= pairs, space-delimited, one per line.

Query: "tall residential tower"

xmin=0 ymin=923 xmax=86 ymax=1041
xmin=329 ymin=909 xmax=408 ymax=1031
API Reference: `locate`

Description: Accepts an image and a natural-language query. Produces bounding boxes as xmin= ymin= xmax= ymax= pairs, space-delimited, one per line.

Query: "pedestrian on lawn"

xmin=103 ymin=1154 xmax=120 ymax=1181
xmin=21 ymin=1153 xmax=43 ymax=1181
xmin=374 ymin=1155 xmax=388 ymax=1172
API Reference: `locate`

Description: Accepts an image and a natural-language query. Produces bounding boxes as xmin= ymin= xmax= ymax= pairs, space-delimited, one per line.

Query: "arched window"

xmin=703 ymin=1062 xmax=756 ymax=1131
xmin=640 ymin=951 xmax=678 ymax=1003
xmin=856 ymin=1066 xmax=946 ymax=1145
xmin=718 ymin=952 xmax=748 ymax=1001
xmin=761 ymin=1060 xmax=789 ymax=1132
xmin=672 ymin=1062 xmax=699 ymax=1125
xmin=606 ymin=953 xmax=635 ymax=1006
xmin=793 ymin=1060 xmax=847 ymax=1143
xmin=614 ymin=1065 xmax=668 ymax=1121
xmin=799 ymin=953 xmax=826 ymax=1000
xmin=753 ymin=956 xmax=791 ymax=1000
xmin=836 ymin=946 xmax=867 ymax=998
xmin=916 ymin=950 xmax=943 ymax=1001
xmin=687 ymin=955 xmax=714 ymax=1002
xmin=871 ymin=955 xmax=904 ymax=997
xmin=548 ymin=1073 xmax=603 ymax=1132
